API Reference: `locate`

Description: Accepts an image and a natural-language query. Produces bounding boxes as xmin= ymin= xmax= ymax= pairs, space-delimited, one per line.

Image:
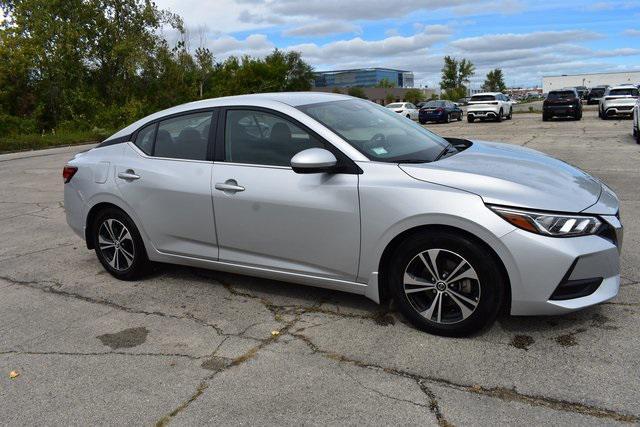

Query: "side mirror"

xmin=291 ymin=148 xmax=337 ymax=174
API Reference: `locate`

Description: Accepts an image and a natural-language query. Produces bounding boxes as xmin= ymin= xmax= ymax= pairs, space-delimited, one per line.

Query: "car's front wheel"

xmin=93 ymin=208 xmax=150 ymax=280
xmin=388 ymin=231 xmax=506 ymax=336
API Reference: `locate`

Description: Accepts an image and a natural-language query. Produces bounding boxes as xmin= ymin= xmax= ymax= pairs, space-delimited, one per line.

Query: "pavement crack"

xmin=290 ymin=331 xmax=638 ymax=424
xmin=0 ymin=349 xmax=203 ymax=360
xmin=417 ymin=379 xmax=453 ymax=427
xmin=0 ymin=275 xmax=234 ymax=337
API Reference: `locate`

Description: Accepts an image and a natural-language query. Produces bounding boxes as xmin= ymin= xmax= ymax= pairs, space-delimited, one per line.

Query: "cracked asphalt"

xmin=1 ymin=111 xmax=639 ymax=425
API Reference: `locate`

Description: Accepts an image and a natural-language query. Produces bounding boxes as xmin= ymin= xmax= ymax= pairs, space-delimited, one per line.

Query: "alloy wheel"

xmin=98 ymin=218 xmax=135 ymax=271
xmin=403 ymin=248 xmax=481 ymax=324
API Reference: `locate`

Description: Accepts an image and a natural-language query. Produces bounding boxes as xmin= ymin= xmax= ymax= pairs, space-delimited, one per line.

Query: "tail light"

xmin=63 ymin=166 xmax=78 ymax=183
xmin=435 ymin=108 xmax=444 ymax=113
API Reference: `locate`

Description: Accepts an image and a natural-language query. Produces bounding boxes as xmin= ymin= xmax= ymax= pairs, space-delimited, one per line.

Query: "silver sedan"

xmin=63 ymin=92 xmax=622 ymax=336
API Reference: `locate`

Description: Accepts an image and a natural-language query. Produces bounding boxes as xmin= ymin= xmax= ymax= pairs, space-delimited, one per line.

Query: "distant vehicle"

xmin=456 ymin=97 xmax=470 ymax=106
xmin=466 ymin=92 xmax=512 ymax=122
xmin=418 ymin=100 xmax=463 ymax=124
xmin=386 ymin=102 xmax=418 ymax=120
xmin=633 ymin=97 xmax=640 ymax=144
xmin=543 ymin=88 xmax=582 ymax=121
xmin=586 ymin=86 xmax=608 ymax=105
xmin=599 ymin=85 xmax=639 ymax=119
xmin=574 ymin=86 xmax=588 ymax=100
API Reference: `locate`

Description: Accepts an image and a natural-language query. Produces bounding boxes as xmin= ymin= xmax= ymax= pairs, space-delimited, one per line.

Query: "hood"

xmin=400 ymin=140 xmax=602 ymax=213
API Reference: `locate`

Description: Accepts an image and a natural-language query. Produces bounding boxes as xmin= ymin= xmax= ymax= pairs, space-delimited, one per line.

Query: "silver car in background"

xmin=64 ymin=93 xmax=622 ymax=336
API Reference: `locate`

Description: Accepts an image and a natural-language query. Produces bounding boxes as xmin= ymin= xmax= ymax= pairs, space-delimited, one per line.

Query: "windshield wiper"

xmin=396 ymin=159 xmax=428 ymax=164
xmin=434 ymin=143 xmax=457 ymax=161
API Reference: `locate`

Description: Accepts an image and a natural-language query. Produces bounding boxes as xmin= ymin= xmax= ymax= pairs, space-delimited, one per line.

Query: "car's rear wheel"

xmin=93 ymin=208 xmax=150 ymax=280
xmin=467 ymin=116 xmax=474 ymax=123
xmin=387 ymin=231 xmax=505 ymax=336
xmin=542 ymin=114 xmax=549 ymax=121
xmin=506 ymin=108 xmax=513 ymax=120
xmin=457 ymin=112 xmax=462 ymax=121
xmin=496 ymin=109 xmax=503 ymax=122
xmin=406 ymin=114 xmax=411 ymax=119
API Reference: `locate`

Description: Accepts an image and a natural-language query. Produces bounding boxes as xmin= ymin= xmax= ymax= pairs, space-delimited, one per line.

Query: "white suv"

xmin=466 ymin=92 xmax=512 ymax=122
xmin=599 ymin=85 xmax=639 ymax=119
xmin=633 ymin=96 xmax=640 ymax=144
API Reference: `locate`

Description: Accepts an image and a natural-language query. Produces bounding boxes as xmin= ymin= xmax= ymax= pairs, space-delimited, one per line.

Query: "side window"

xmin=134 ymin=124 xmax=155 ymax=155
xmin=225 ymin=110 xmax=324 ymax=167
xmin=154 ymin=112 xmax=212 ymax=161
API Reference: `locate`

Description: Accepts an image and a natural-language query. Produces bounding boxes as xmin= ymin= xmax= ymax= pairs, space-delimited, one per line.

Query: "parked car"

xmin=385 ymin=102 xmax=418 ymax=120
xmin=64 ymin=92 xmax=623 ymax=337
xmin=633 ymin=97 xmax=640 ymax=144
xmin=418 ymin=100 xmax=463 ymax=124
xmin=599 ymin=85 xmax=639 ymax=119
xmin=466 ymin=92 xmax=513 ymax=122
xmin=543 ymin=88 xmax=582 ymax=121
xmin=574 ymin=86 xmax=588 ymax=100
xmin=456 ymin=97 xmax=470 ymax=106
xmin=586 ymin=86 xmax=608 ymax=105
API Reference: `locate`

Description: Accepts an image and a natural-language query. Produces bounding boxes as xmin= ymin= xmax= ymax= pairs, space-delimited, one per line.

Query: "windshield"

xmin=609 ymin=88 xmax=639 ymax=96
xmin=298 ymin=99 xmax=449 ymax=163
xmin=547 ymin=91 xmax=575 ymax=99
xmin=386 ymin=103 xmax=404 ymax=108
xmin=470 ymin=95 xmax=496 ymax=102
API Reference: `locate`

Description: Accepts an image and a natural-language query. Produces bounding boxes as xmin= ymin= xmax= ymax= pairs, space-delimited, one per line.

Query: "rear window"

xmin=422 ymin=101 xmax=445 ymax=108
xmin=386 ymin=103 xmax=403 ymax=108
xmin=590 ymin=88 xmax=605 ymax=96
xmin=470 ymin=95 xmax=495 ymax=102
xmin=547 ymin=91 xmax=576 ymax=99
xmin=609 ymin=88 xmax=639 ymax=96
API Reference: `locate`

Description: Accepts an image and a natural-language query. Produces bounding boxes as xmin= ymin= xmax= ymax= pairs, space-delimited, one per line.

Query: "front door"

xmin=211 ymin=108 xmax=360 ymax=281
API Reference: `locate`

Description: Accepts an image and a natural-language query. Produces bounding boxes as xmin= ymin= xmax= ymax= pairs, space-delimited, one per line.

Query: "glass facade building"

xmin=314 ymin=68 xmax=414 ymax=88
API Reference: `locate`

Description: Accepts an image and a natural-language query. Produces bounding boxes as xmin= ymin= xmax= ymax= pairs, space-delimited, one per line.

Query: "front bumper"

xmin=502 ymin=218 xmax=622 ymax=316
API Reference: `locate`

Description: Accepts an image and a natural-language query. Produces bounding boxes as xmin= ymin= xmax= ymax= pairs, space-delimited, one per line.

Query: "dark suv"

xmin=586 ymin=86 xmax=608 ymax=105
xmin=543 ymin=89 xmax=582 ymax=121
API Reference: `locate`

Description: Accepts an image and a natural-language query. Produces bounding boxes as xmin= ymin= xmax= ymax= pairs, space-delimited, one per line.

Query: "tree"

xmin=440 ymin=56 xmax=475 ymax=101
xmin=385 ymin=93 xmax=395 ymax=105
xmin=482 ymin=68 xmax=507 ymax=92
xmin=375 ymin=78 xmax=395 ymax=88
xmin=404 ymin=89 xmax=425 ymax=105
xmin=347 ymin=87 xmax=367 ymax=99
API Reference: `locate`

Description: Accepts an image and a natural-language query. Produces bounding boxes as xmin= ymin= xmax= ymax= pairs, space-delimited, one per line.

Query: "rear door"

xmin=115 ymin=110 xmax=218 ymax=260
xmin=211 ymin=107 xmax=360 ymax=281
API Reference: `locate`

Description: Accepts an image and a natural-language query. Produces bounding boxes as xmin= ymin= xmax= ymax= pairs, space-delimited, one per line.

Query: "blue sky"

xmin=157 ymin=0 xmax=640 ymax=88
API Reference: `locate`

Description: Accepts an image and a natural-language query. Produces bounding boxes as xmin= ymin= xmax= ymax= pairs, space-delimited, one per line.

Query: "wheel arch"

xmin=376 ymin=224 xmax=512 ymax=313
xmin=84 ymin=196 xmax=148 ymax=251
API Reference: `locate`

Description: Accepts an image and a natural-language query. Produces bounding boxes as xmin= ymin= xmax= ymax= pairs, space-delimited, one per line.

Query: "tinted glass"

xmin=134 ymin=124 xmax=155 ymax=155
xmin=423 ymin=101 xmax=445 ymax=108
xmin=590 ymin=88 xmax=605 ymax=96
xmin=154 ymin=112 xmax=212 ymax=160
xmin=225 ymin=110 xmax=324 ymax=167
xmin=386 ymin=103 xmax=403 ymax=108
xmin=298 ymin=99 xmax=448 ymax=163
xmin=609 ymin=88 xmax=639 ymax=96
xmin=548 ymin=91 xmax=576 ymax=99
xmin=470 ymin=95 xmax=496 ymax=102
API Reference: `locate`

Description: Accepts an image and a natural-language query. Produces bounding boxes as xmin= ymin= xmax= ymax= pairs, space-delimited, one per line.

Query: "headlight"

xmin=489 ymin=206 xmax=601 ymax=237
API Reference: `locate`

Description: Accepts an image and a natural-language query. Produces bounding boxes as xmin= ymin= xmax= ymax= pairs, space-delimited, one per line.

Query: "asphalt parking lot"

xmin=1 ymin=110 xmax=639 ymax=425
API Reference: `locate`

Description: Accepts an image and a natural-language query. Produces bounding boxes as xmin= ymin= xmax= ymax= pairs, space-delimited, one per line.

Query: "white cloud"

xmin=623 ymin=29 xmax=640 ymax=37
xmin=283 ymin=22 xmax=360 ymax=37
xmin=450 ymin=30 xmax=602 ymax=52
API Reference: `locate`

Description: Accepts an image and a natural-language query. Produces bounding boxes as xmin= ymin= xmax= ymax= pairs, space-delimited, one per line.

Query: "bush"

xmin=0 ymin=114 xmax=37 ymax=135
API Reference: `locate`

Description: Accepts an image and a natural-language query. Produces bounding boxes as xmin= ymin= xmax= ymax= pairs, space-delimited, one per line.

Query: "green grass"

xmin=0 ymin=129 xmax=113 ymax=154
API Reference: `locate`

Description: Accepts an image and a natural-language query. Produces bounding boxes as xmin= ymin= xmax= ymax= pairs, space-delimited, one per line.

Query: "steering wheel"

xmin=363 ymin=133 xmax=388 ymax=150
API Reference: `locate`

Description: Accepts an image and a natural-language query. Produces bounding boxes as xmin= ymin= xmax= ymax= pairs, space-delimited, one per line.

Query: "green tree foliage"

xmin=347 ymin=87 xmax=368 ymax=99
xmin=440 ymin=56 xmax=475 ymax=101
xmin=0 ymin=0 xmax=314 ymax=134
xmin=481 ymin=68 xmax=507 ymax=92
xmin=403 ymin=89 xmax=425 ymax=105
xmin=375 ymin=78 xmax=396 ymax=88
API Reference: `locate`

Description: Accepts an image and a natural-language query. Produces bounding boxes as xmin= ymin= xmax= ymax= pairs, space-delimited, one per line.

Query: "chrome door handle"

xmin=118 ymin=170 xmax=140 ymax=180
xmin=215 ymin=180 xmax=245 ymax=193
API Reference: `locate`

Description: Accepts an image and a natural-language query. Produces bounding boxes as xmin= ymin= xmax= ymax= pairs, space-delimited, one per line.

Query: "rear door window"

xmin=154 ymin=112 xmax=213 ymax=161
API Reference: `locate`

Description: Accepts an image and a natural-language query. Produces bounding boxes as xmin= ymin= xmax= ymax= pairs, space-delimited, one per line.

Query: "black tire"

xmin=419 ymin=120 xmax=426 ymax=125
xmin=506 ymin=108 xmax=513 ymax=120
xmin=457 ymin=112 xmax=462 ymax=121
xmin=467 ymin=116 xmax=474 ymax=123
xmin=443 ymin=113 xmax=450 ymax=123
xmin=542 ymin=114 xmax=549 ymax=122
xmin=575 ymin=111 xmax=582 ymax=120
xmin=387 ymin=231 xmax=506 ymax=337
xmin=496 ymin=109 xmax=503 ymax=122
xmin=406 ymin=114 xmax=411 ymax=119
xmin=93 ymin=207 xmax=150 ymax=280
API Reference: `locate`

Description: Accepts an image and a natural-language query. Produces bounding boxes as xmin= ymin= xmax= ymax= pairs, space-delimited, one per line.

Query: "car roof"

xmin=471 ymin=92 xmax=501 ymax=96
xmin=609 ymin=85 xmax=637 ymax=90
xmin=105 ymin=92 xmax=352 ymax=141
